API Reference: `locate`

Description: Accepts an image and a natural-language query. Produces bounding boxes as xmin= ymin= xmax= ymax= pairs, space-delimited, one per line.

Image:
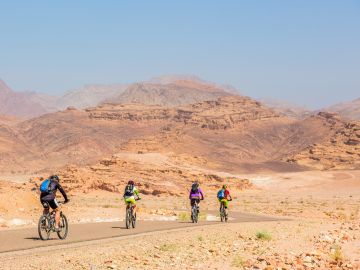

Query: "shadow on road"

xmin=24 ymin=237 xmax=41 ymax=241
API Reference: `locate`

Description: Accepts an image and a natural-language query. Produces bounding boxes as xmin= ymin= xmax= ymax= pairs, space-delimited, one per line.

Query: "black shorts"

xmin=41 ymin=199 xmax=59 ymax=210
xmin=190 ymin=198 xmax=200 ymax=206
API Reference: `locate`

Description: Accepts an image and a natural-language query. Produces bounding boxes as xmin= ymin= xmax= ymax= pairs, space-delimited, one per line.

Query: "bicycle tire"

xmin=192 ymin=206 xmax=198 ymax=223
xmin=125 ymin=208 xmax=131 ymax=229
xmin=57 ymin=213 xmax=69 ymax=239
xmin=38 ymin=215 xmax=51 ymax=241
xmin=132 ymin=212 xmax=136 ymax=228
xmin=220 ymin=203 xmax=225 ymax=222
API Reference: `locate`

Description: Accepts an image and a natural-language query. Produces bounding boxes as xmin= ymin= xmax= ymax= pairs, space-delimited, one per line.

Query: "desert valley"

xmin=0 ymin=76 xmax=359 ymax=269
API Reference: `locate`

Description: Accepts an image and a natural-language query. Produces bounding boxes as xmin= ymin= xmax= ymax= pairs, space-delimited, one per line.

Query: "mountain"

xmin=323 ymin=98 xmax=360 ymax=120
xmin=106 ymin=80 xmax=233 ymax=107
xmin=0 ymin=79 xmax=57 ymax=118
xmin=259 ymin=98 xmax=312 ymax=119
xmin=2 ymin=94 xmax=358 ymax=175
xmin=0 ymin=75 xmax=238 ymax=118
xmin=286 ymin=112 xmax=360 ymax=170
xmin=0 ymin=114 xmax=21 ymax=126
xmin=57 ymin=84 xmax=128 ymax=110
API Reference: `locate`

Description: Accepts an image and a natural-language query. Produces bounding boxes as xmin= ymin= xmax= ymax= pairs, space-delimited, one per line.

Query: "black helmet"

xmin=128 ymin=180 xmax=135 ymax=185
xmin=50 ymin=175 xmax=59 ymax=181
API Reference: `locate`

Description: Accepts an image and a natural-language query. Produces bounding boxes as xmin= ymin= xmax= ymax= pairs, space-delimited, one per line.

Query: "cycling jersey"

xmin=124 ymin=186 xmax=140 ymax=205
xmin=40 ymin=180 xmax=68 ymax=203
xmin=189 ymin=188 xmax=204 ymax=200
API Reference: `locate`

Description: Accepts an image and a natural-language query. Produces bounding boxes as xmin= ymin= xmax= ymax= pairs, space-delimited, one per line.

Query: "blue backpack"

xmin=40 ymin=179 xmax=51 ymax=193
xmin=217 ymin=189 xmax=225 ymax=199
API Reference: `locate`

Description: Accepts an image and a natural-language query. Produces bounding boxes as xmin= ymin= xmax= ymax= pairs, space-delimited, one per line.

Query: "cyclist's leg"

xmin=221 ymin=199 xmax=229 ymax=215
xmin=218 ymin=199 xmax=222 ymax=211
xmin=49 ymin=199 xmax=61 ymax=228
xmin=41 ymin=200 xmax=50 ymax=215
xmin=125 ymin=198 xmax=136 ymax=214
xmin=196 ymin=199 xmax=200 ymax=213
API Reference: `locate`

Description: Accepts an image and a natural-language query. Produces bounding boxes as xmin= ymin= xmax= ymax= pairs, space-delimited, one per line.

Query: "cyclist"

xmin=217 ymin=184 xmax=232 ymax=214
xmin=189 ymin=181 xmax=204 ymax=213
xmin=123 ymin=180 xmax=141 ymax=215
xmin=40 ymin=175 xmax=69 ymax=232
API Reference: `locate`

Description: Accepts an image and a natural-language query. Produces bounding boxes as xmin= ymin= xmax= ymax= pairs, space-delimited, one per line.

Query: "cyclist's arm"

xmin=134 ymin=187 xmax=141 ymax=199
xmin=57 ymin=183 xmax=68 ymax=202
xmin=200 ymin=189 xmax=204 ymax=200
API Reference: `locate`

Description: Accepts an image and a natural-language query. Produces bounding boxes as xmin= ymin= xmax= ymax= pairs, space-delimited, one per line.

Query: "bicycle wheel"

xmin=57 ymin=213 xmax=69 ymax=239
xmin=38 ymin=215 xmax=51 ymax=240
xmin=192 ymin=206 xmax=198 ymax=223
xmin=131 ymin=212 xmax=136 ymax=228
xmin=220 ymin=206 xmax=224 ymax=222
xmin=125 ymin=208 xmax=131 ymax=229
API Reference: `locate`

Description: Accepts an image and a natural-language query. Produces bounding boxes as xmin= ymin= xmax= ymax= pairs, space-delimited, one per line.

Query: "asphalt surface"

xmin=0 ymin=211 xmax=283 ymax=254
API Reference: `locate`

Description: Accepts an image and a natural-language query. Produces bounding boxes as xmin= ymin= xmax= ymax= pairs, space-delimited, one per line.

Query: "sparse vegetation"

xmin=197 ymin=235 xmax=204 ymax=242
xmin=177 ymin=212 xmax=190 ymax=221
xmin=330 ymin=245 xmax=344 ymax=262
xmin=231 ymin=255 xmax=245 ymax=268
xmin=101 ymin=204 xmax=118 ymax=208
xmin=255 ymin=230 xmax=272 ymax=241
xmin=159 ymin=243 xmax=178 ymax=252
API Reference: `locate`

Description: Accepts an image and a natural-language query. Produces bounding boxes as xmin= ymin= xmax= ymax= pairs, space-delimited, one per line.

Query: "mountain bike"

xmin=125 ymin=198 xmax=140 ymax=229
xmin=38 ymin=201 xmax=68 ymax=240
xmin=219 ymin=199 xmax=232 ymax=223
xmin=191 ymin=199 xmax=201 ymax=223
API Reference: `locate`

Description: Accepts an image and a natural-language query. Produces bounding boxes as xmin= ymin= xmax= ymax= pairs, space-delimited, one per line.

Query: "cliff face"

xmin=88 ymin=96 xmax=279 ymax=130
xmin=286 ymin=112 xmax=360 ymax=170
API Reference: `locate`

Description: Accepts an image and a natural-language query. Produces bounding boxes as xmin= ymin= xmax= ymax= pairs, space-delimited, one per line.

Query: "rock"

xmin=303 ymin=256 xmax=313 ymax=264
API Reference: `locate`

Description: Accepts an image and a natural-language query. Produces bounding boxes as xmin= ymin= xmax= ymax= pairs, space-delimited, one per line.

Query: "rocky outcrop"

xmin=88 ymin=96 xmax=279 ymax=130
xmin=53 ymin=153 xmax=252 ymax=195
xmin=286 ymin=113 xmax=360 ymax=170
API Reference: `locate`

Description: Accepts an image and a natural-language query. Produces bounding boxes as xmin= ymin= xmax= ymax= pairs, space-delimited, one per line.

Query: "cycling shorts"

xmin=219 ymin=198 xmax=229 ymax=208
xmin=124 ymin=197 xmax=136 ymax=205
xmin=41 ymin=198 xmax=59 ymax=210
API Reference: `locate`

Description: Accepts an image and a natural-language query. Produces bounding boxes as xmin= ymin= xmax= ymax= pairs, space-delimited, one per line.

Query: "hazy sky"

xmin=0 ymin=0 xmax=359 ymax=108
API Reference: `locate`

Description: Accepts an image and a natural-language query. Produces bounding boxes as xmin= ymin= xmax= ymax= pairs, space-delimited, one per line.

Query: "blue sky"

xmin=0 ymin=0 xmax=359 ymax=108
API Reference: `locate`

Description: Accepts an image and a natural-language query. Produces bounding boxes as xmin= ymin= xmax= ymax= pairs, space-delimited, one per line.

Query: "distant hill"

xmin=106 ymin=79 xmax=234 ymax=107
xmin=0 ymin=79 xmax=57 ymax=118
xmin=323 ymin=98 xmax=360 ymax=120
xmin=0 ymin=75 xmax=239 ymax=118
xmin=56 ymin=84 xmax=129 ymax=110
xmin=259 ymin=98 xmax=312 ymax=119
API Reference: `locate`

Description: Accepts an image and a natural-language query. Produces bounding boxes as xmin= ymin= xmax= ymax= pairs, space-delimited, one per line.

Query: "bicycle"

xmin=125 ymin=198 xmax=140 ymax=229
xmin=38 ymin=201 xmax=68 ymax=240
xmin=191 ymin=200 xmax=200 ymax=223
xmin=219 ymin=199 xmax=232 ymax=223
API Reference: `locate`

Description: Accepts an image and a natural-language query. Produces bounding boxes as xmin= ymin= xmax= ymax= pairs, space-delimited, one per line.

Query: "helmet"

xmin=222 ymin=184 xmax=227 ymax=189
xmin=128 ymin=180 xmax=135 ymax=185
xmin=50 ymin=175 xmax=59 ymax=181
xmin=192 ymin=181 xmax=199 ymax=188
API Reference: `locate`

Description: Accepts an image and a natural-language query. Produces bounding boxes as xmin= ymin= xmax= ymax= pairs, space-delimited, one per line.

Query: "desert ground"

xmin=0 ymin=169 xmax=359 ymax=270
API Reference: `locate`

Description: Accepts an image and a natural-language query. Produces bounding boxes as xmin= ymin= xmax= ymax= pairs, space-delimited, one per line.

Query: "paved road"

xmin=0 ymin=212 xmax=283 ymax=254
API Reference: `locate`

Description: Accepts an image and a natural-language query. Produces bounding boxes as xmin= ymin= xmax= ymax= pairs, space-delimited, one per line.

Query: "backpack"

xmin=40 ymin=179 xmax=51 ymax=193
xmin=217 ymin=189 xmax=225 ymax=199
xmin=191 ymin=183 xmax=199 ymax=192
xmin=124 ymin=184 xmax=134 ymax=197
